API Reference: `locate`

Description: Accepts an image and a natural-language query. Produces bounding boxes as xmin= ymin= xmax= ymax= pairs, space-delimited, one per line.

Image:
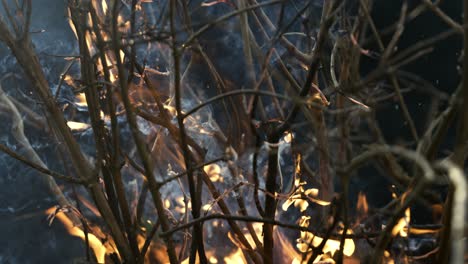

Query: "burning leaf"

xmin=282 ymin=183 xmax=330 ymax=212
xmin=296 ymin=232 xmax=355 ymax=258
xmin=296 ymin=216 xmax=355 ymax=263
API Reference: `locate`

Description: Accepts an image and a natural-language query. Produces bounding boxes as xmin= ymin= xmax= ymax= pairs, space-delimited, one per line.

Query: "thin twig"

xmin=435 ymin=160 xmax=467 ymax=264
xmin=110 ymin=0 xmax=178 ymax=262
xmin=0 ymin=143 xmax=84 ymax=184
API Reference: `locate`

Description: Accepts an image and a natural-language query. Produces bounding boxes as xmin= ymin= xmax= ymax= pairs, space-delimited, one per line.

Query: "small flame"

xmin=120 ymin=50 xmax=126 ymax=64
xmin=242 ymin=222 xmax=263 ymax=250
xmin=283 ymin=182 xmax=330 ymax=212
xmin=104 ymin=53 xmax=118 ymax=83
xmin=76 ymin=93 xmax=88 ymax=107
xmin=117 ymin=15 xmax=131 ymax=33
xmin=384 ymin=250 xmax=395 ymax=264
xmin=390 ymin=191 xmax=411 ymax=237
xmin=45 ymin=207 xmax=107 ymax=263
xmin=284 ymin=132 xmax=293 ymax=143
xmin=101 ymin=0 xmax=108 ymax=14
xmin=297 ymin=233 xmax=355 ymax=262
xmin=204 ymin=164 xmax=222 ymax=182
xmin=295 ymin=154 xmax=301 ymax=175
xmin=181 ymin=251 xmax=219 ymax=264
xmin=356 ymin=192 xmax=368 ymax=223
xmin=85 ymin=30 xmax=95 ymax=56
xmin=209 ymin=256 xmax=218 ymax=263
xmin=409 ymin=227 xmax=440 ymax=235
xmin=64 ymin=74 xmax=74 ymax=86
xmin=223 ymin=248 xmax=247 ymax=263
xmin=296 ymin=216 xmax=355 ymax=263
xmin=175 ymin=196 xmax=191 ymax=214
xmin=67 ymin=121 xmax=90 ymax=131
xmin=391 ymin=208 xmax=410 ymax=237
xmin=357 ymin=192 xmax=368 ymax=214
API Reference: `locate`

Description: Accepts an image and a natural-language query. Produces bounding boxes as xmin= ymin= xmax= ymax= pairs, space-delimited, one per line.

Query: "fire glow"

xmin=294 ymin=216 xmax=355 ymax=263
xmin=0 ymin=0 xmax=452 ymax=263
xmin=45 ymin=207 xmax=107 ymax=263
xmin=59 ymin=0 xmax=446 ymax=263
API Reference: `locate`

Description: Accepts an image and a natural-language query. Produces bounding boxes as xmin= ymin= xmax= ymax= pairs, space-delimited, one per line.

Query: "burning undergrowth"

xmin=0 ymin=0 xmax=466 ymax=263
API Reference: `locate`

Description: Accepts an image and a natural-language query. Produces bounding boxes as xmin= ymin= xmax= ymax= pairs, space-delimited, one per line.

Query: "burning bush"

xmin=0 ymin=0 xmax=466 ymax=263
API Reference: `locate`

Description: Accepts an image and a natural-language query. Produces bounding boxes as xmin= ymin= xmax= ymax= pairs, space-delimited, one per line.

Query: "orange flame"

xmin=45 ymin=207 xmax=107 ymax=263
xmin=390 ymin=191 xmax=411 ymax=237
xmin=356 ymin=192 xmax=368 ymax=224
xmin=357 ymin=192 xmax=368 ymax=215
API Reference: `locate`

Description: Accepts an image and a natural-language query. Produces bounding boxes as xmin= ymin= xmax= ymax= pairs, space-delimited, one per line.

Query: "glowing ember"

xmin=282 ymin=181 xmax=330 ymax=212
